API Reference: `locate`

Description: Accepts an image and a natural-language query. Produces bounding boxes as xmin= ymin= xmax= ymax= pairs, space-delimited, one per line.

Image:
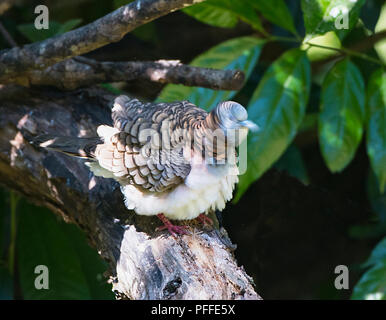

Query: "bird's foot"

xmin=156 ymin=213 xmax=188 ymax=237
xmin=197 ymin=213 xmax=214 ymax=227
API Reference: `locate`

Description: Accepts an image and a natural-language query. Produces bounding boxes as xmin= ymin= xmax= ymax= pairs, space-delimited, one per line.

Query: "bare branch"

xmin=7 ymin=57 xmax=244 ymax=90
xmin=0 ymin=85 xmax=260 ymax=300
xmin=348 ymin=30 xmax=386 ymax=53
xmin=0 ymin=0 xmax=206 ymax=83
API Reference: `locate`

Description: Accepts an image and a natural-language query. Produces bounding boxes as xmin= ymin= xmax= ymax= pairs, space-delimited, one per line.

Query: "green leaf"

xmin=302 ymin=31 xmax=342 ymax=62
xmin=299 ymin=113 xmax=318 ymax=132
xmin=60 ymin=223 xmax=114 ymax=299
xmin=351 ymin=260 xmax=386 ymax=300
xmin=366 ymin=69 xmax=386 ymax=193
xmin=374 ymin=3 xmax=386 ymax=64
xmin=318 ymin=59 xmax=365 ymax=173
xmin=57 ymin=19 xmax=83 ymax=34
xmin=0 ymin=266 xmax=13 ymax=300
xmin=100 ymin=83 xmax=124 ymax=95
xmin=363 ymin=237 xmax=386 ymax=268
xmin=114 ymin=0 xmax=134 ymax=9
xmin=17 ymin=201 xmax=91 ymax=299
xmin=301 ymin=0 xmax=365 ymax=39
xmin=183 ymin=2 xmax=238 ymax=28
xmin=352 ymin=237 xmax=386 ymax=300
xmin=0 ymin=188 xmax=8 ymax=259
xmin=131 ymin=23 xmax=157 ymax=43
xmin=274 ymin=144 xmax=310 ymax=185
xmin=157 ymin=36 xmax=265 ymax=110
xmin=18 ymin=19 xmax=82 ymax=43
xmin=183 ymin=0 xmax=264 ymax=32
xmin=18 ymin=22 xmax=61 ymax=42
xmin=245 ymin=0 xmax=297 ymax=35
xmin=235 ymin=49 xmax=311 ymax=201
xmin=349 ymin=223 xmax=386 ymax=240
xmin=367 ymin=169 xmax=386 ymax=224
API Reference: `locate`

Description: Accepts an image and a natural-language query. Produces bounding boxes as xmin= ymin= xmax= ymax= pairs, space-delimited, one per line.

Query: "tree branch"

xmin=0 ymin=0 xmax=206 ymax=83
xmin=0 ymin=85 xmax=260 ymax=300
xmin=6 ymin=57 xmax=245 ymax=90
xmin=348 ymin=29 xmax=386 ymax=53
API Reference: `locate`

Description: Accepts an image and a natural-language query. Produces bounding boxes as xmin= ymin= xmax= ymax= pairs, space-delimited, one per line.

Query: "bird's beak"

xmin=240 ymin=120 xmax=259 ymax=132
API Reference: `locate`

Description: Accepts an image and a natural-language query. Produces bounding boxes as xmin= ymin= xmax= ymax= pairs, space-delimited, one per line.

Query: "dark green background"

xmin=0 ymin=0 xmax=385 ymax=300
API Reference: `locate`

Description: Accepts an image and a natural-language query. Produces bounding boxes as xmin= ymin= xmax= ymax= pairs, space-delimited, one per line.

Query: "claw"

xmin=197 ymin=213 xmax=214 ymax=227
xmin=156 ymin=213 xmax=188 ymax=237
xmin=156 ymin=224 xmax=189 ymax=237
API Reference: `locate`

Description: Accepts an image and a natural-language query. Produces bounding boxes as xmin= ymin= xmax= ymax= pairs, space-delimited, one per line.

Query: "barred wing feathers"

xmin=94 ymin=96 xmax=208 ymax=193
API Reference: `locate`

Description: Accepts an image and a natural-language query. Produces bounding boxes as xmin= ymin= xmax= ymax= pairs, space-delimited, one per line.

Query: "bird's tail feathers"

xmin=31 ymin=134 xmax=101 ymax=159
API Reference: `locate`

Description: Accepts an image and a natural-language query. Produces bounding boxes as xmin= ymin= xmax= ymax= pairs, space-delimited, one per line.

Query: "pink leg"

xmin=156 ymin=213 xmax=188 ymax=237
xmin=197 ymin=213 xmax=214 ymax=226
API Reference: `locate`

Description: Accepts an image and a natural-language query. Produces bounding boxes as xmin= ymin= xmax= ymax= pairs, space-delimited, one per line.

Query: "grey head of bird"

xmin=209 ymin=101 xmax=259 ymax=145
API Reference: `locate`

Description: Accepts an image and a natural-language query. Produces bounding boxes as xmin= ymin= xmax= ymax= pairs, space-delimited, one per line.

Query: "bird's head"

xmin=211 ymin=101 xmax=258 ymax=145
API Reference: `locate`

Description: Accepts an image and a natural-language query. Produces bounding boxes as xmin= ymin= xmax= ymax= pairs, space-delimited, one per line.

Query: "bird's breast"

xmin=121 ymin=155 xmax=239 ymax=220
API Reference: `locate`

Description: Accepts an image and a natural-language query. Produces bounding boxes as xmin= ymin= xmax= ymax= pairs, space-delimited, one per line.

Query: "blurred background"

xmin=0 ymin=0 xmax=385 ymax=299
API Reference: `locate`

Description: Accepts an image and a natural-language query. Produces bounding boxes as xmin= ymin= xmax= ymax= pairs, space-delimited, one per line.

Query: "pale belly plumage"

xmin=121 ymin=161 xmax=239 ymax=220
xmin=88 ymin=150 xmax=239 ymax=220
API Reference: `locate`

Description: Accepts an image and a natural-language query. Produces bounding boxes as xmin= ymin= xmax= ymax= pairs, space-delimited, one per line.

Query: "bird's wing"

xmin=94 ymin=95 xmax=208 ymax=192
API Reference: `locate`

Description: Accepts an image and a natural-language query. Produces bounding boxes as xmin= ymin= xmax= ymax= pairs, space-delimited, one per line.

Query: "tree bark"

xmin=20 ymin=57 xmax=245 ymax=91
xmin=0 ymin=0 xmax=206 ymax=83
xmin=0 ymin=85 xmax=260 ymax=300
xmin=0 ymin=0 xmax=245 ymax=91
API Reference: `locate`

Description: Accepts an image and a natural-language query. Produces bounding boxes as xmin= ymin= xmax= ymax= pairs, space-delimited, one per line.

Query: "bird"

xmin=35 ymin=96 xmax=258 ymax=236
